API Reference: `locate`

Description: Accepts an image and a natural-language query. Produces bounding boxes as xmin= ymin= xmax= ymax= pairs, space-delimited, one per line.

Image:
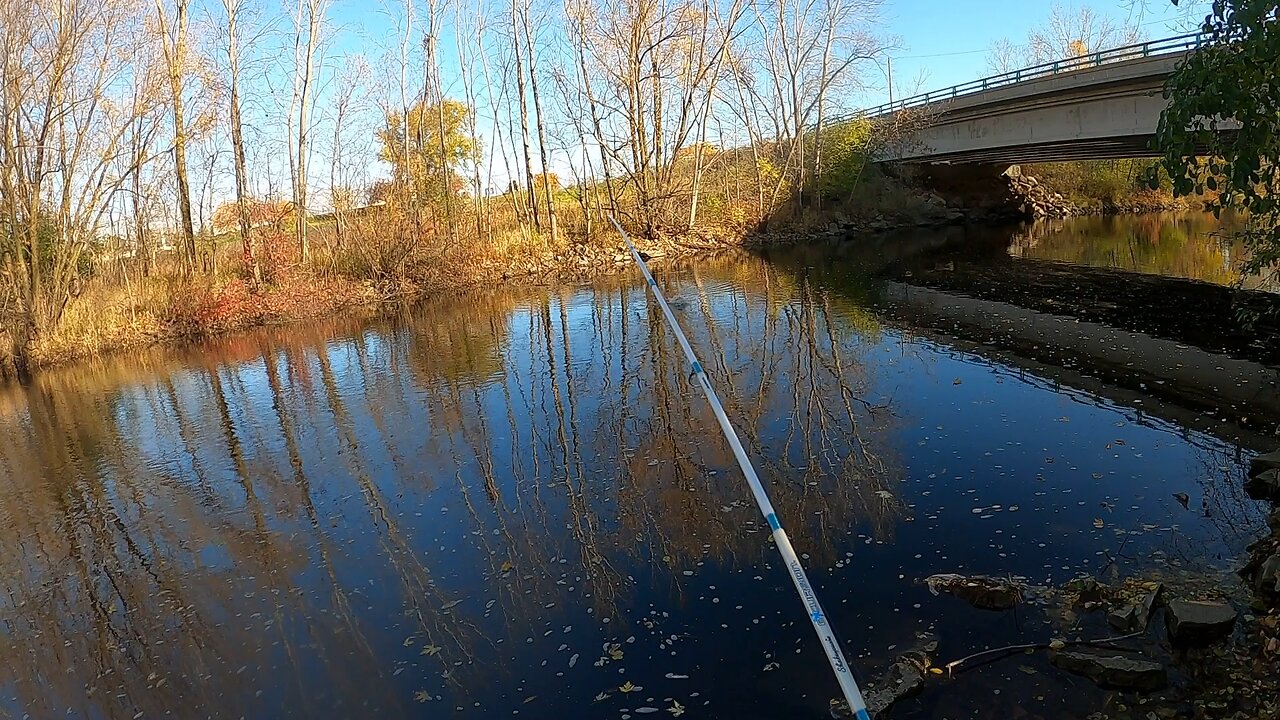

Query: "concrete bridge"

xmin=864 ymin=34 xmax=1221 ymax=165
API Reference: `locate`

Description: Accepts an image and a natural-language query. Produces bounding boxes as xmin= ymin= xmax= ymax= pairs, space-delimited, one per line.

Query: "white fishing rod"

xmin=610 ymin=218 xmax=872 ymax=720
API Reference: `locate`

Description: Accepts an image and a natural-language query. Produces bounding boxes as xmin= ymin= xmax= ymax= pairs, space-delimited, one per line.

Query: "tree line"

xmin=0 ymin=0 xmax=889 ymax=374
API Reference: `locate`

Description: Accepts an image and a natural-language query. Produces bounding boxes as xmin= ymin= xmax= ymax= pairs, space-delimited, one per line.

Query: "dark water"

xmin=0 ymin=214 xmax=1275 ymax=720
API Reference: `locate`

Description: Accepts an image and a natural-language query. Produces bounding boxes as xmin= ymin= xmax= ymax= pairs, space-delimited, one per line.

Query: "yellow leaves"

xmin=422 ymin=644 xmax=442 ymax=656
xmin=668 ymin=700 xmax=686 ymax=716
xmin=619 ymin=681 xmax=641 ymax=693
xmin=1093 ymin=518 xmax=1105 ymax=528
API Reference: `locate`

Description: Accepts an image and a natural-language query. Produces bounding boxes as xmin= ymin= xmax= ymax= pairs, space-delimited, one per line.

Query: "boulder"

xmin=924 ymin=574 xmax=1023 ymax=610
xmin=1051 ymin=649 xmax=1167 ymax=691
xmin=1165 ymin=600 xmax=1237 ymax=644
xmin=1250 ymin=449 xmax=1280 ymax=477
xmin=1245 ymin=469 xmax=1280 ymax=501
xmin=1269 ymin=509 xmax=1280 ymax=534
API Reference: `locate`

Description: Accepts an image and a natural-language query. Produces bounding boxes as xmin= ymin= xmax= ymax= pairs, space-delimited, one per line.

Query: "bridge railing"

xmin=860 ymin=32 xmax=1208 ymax=119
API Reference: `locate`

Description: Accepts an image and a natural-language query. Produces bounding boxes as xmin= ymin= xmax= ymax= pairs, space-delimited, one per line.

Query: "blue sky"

xmin=863 ymin=0 xmax=1200 ymax=106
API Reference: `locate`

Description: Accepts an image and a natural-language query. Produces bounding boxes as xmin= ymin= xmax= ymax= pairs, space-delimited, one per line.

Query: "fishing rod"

xmin=609 ymin=217 xmax=872 ymax=720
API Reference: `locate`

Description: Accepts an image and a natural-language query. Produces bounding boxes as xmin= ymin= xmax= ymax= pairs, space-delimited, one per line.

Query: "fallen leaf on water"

xmin=762 ymin=662 xmax=780 ymax=671
xmin=1017 ymin=665 xmax=1037 ymax=675
xmin=422 ymin=645 xmax=442 ymax=656
xmin=664 ymin=673 xmax=689 ymax=679
xmin=414 ymin=691 xmax=430 ymax=703
xmin=929 ymin=667 xmax=943 ymax=675
xmin=441 ymin=600 xmax=462 ymax=610
xmin=594 ymin=692 xmax=611 ymax=702
xmin=523 ymin=696 xmax=537 ymax=704
xmin=619 ymin=681 xmax=640 ymax=693
xmin=668 ymin=700 xmax=686 ymax=716
xmin=1093 ymin=518 xmax=1105 ymax=528
xmin=500 ymin=561 xmax=514 ymax=573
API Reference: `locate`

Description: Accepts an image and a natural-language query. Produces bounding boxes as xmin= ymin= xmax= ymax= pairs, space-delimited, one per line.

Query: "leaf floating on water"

xmin=500 ymin=561 xmax=514 ymax=573
xmin=414 ymin=691 xmax=430 ymax=703
xmin=1017 ymin=665 xmax=1037 ymax=675
xmin=594 ymin=692 xmax=611 ymax=702
xmin=636 ymin=708 xmax=660 ymax=714
xmin=875 ymin=490 xmax=894 ymax=501
xmin=619 ymin=681 xmax=640 ymax=693
xmin=569 ymin=653 xmax=579 ymax=668
xmin=1049 ymin=639 xmax=1066 ymax=651
xmin=668 ymin=701 xmax=686 ymax=716
xmin=523 ymin=696 xmax=537 ymax=704
xmin=1093 ymin=518 xmax=1105 ymax=529
xmin=664 ymin=673 xmax=689 ymax=679
xmin=929 ymin=667 xmax=943 ymax=675
xmin=762 ymin=661 xmax=780 ymax=671
xmin=403 ymin=636 xmax=416 ymax=647
xmin=422 ymin=644 xmax=442 ymax=656
xmin=441 ymin=599 xmax=463 ymax=611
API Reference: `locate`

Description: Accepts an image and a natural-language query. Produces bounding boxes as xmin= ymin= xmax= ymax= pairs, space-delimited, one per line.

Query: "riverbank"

xmin=0 ymin=178 xmax=1219 ymax=376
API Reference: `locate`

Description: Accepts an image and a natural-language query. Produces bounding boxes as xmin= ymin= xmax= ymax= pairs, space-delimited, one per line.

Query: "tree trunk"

xmin=292 ymin=0 xmax=323 ymax=263
xmin=512 ymin=0 xmax=539 ymax=232
xmin=226 ymin=0 xmax=263 ymax=288
xmin=159 ymin=0 xmax=198 ymax=275
xmin=520 ymin=4 xmax=557 ymax=245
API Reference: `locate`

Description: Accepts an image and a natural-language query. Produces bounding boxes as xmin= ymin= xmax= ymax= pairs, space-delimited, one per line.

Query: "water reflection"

xmin=1009 ymin=212 xmax=1278 ymax=292
xmin=0 ymin=251 xmax=1270 ymax=719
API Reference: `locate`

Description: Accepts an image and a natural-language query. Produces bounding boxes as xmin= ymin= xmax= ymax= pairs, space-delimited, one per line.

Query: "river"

xmin=0 ymin=213 xmax=1275 ymax=719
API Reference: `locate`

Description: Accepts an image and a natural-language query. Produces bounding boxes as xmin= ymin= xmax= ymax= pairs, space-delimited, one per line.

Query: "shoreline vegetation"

xmin=5 ymin=162 xmax=1197 ymax=375
xmin=3 ymin=0 xmax=1229 ymax=380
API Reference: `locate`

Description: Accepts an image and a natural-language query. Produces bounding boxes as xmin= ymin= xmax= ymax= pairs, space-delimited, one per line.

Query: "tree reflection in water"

xmin=0 ymin=249 xmax=1266 ymax=720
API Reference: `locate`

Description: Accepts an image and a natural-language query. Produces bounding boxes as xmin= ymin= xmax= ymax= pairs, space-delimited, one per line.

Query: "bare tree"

xmin=519 ymin=0 xmax=558 ymax=244
xmin=289 ymin=0 xmax=328 ymax=262
xmin=1027 ymin=3 xmax=1140 ymax=64
xmin=222 ymin=0 xmax=263 ymax=287
xmin=155 ymin=0 xmax=199 ymax=273
xmin=0 ymin=0 xmax=164 ymax=372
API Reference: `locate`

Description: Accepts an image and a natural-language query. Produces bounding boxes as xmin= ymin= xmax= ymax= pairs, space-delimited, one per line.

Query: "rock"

xmin=924 ymin=574 xmax=1023 ymax=610
xmin=1257 ymin=554 xmax=1280 ymax=595
xmin=1269 ymin=509 xmax=1280 ymax=534
xmin=1246 ymin=469 xmax=1280 ymax=500
xmin=1051 ymin=649 xmax=1168 ymax=691
xmin=1108 ymin=587 xmax=1162 ymax=633
xmin=1066 ymin=577 xmax=1107 ymax=605
xmin=1250 ymin=449 xmax=1280 ymax=477
xmin=864 ymin=659 xmax=925 ymax=717
xmin=1108 ymin=584 xmax=1163 ymax=633
xmin=1165 ymin=600 xmax=1237 ymax=644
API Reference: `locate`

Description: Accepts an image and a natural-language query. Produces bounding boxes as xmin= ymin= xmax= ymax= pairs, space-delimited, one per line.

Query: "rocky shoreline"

xmin=840 ymin=449 xmax=1280 ymax=720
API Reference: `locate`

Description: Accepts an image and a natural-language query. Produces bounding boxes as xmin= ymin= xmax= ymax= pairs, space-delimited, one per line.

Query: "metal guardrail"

xmin=861 ymin=32 xmax=1208 ymax=119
